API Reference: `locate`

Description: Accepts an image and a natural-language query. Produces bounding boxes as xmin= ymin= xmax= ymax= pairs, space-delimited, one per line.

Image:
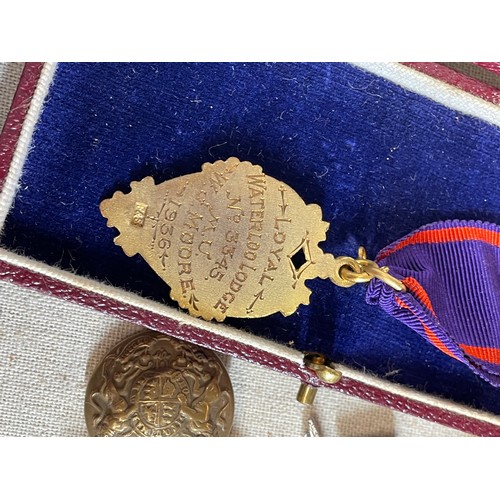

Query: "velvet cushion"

xmin=3 ymin=63 xmax=500 ymax=413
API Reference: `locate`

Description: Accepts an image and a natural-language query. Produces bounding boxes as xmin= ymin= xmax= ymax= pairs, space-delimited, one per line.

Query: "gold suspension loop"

xmin=330 ymin=247 xmax=407 ymax=292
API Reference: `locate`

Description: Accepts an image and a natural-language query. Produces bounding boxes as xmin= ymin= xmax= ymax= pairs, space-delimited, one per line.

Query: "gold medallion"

xmin=85 ymin=331 xmax=234 ymax=437
xmin=100 ymin=157 xmax=405 ymax=321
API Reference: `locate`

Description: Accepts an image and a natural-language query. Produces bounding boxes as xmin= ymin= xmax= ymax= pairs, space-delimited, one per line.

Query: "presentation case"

xmin=1 ymin=62 xmax=500 ymax=435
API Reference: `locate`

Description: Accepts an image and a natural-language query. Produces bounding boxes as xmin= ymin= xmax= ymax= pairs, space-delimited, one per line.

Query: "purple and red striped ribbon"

xmin=366 ymin=220 xmax=500 ymax=386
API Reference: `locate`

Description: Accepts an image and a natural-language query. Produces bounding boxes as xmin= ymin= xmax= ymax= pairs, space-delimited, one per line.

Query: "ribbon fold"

xmin=366 ymin=220 xmax=500 ymax=387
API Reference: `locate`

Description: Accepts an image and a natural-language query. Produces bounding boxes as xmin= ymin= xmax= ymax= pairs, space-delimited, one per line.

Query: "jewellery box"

xmin=1 ymin=62 xmax=499 ymax=436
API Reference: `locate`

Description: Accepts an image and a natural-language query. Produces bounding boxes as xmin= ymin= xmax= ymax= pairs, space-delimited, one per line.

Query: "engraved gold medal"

xmin=85 ymin=331 xmax=234 ymax=437
xmin=100 ymin=158 xmax=404 ymax=321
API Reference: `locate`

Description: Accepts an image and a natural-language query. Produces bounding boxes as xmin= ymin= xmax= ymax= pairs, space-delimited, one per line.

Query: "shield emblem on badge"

xmin=138 ymin=373 xmax=183 ymax=429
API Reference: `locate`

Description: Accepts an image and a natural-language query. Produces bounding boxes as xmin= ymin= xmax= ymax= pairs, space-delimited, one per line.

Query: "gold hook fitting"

xmin=330 ymin=247 xmax=406 ymax=292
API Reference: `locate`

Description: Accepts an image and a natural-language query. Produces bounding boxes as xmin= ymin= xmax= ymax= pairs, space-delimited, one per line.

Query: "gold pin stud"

xmin=296 ymin=353 xmax=342 ymax=405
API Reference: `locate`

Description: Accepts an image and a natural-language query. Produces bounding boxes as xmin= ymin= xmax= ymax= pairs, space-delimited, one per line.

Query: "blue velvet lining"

xmin=3 ymin=63 xmax=500 ymax=413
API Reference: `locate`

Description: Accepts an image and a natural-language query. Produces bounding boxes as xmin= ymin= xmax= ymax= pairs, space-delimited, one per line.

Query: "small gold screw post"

xmin=296 ymin=353 xmax=342 ymax=405
xmin=297 ymin=383 xmax=318 ymax=405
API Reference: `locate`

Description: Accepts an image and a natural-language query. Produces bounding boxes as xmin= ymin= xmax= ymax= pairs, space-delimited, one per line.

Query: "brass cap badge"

xmin=85 ymin=331 xmax=234 ymax=437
